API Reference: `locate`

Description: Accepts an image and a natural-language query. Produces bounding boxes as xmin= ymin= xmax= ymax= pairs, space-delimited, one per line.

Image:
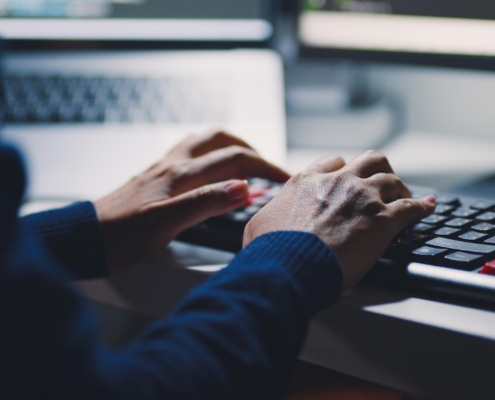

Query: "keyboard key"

xmin=396 ymin=239 xmax=417 ymax=252
xmin=445 ymin=218 xmax=472 ymax=228
xmin=412 ymin=246 xmax=448 ymax=263
xmin=451 ymin=207 xmax=479 ymax=218
xmin=411 ymin=223 xmax=437 ymax=234
xmin=442 ymin=252 xmax=484 ymax=270
xmin=434 ymin=204 xmax=455 ymax=215
xmin=244 ymin=206 xmax=260 ymax=216
xmin=382 ymin=244 xmax=402 ymax=260
xmin=422 ymin=215 xmax=449 ymax=225
xmin=480 ymin=260 xmax=495 ymax=276
xmin=476 ymin=212 xmax=495 ymax=222
xmin=226 ymin=211 xmax=250 ymax=223
xmin=4 ymin=75 xmax=231 ymax=125
xmin=485 ymin=236 xmax=495 ymax=244
xmin=458 ymin=231 xmax=488 ymax=242
xmin=427 ymin=237 xmax=495 ymax=256
xmin=436 ymin=195 xmax=460 ymax=206
xmin=472 ymin=223 xmax=495 ymax=233
xmin=471 ymin=200 xmax=495 ymax=211
xmin=434 ymin=227 xmax=461 ymax=237
xmin=401 ymin=233 xmax=430 ymax=245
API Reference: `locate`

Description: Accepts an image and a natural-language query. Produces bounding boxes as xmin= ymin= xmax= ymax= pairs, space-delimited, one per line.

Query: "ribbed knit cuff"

xmin=237 ymin=231 xmax=343 ymax=316
xmin=22 ymin=201 xmax=109 ymax=280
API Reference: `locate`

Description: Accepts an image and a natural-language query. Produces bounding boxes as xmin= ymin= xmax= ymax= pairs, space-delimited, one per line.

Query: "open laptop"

xmin=0 ymin=1 xmax=287 ymax=200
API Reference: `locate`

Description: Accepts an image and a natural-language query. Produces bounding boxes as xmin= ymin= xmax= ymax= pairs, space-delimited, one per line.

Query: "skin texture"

xmin=94 ymin=130 xmax=291 ymax=273
xmin=243 ymin=151 xmax=436 ymax=291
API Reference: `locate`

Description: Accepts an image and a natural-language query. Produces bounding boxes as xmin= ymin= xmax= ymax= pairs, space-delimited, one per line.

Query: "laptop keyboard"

xmin=1 ymin=75 xmax=231 ymax=124
xmin=177 ymin=179 xmax=495 ymax=305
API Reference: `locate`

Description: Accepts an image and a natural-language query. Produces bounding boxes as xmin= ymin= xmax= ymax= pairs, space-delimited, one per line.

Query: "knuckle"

xmin=228 ymin=145 xmax=254 ymax=160
xmin=401 ymin=198 xmax=414 ymax=208
xmin=169 ymin=162 xmax=185 ymax=177
xmin=365 ymin=149 xmax=380 ymax=158
xmin=195 ymin=184 xmax=217 ymax=207
xmin=363 ymin=199 xmax=384 ymax=216
xmin=376 ymin=153 xmax=388 ymax=164
xmin=291 ymin=171 xmax=315 ymax=185
xmin=210 ymin=130 xmax=229 ymax=141
xmin=366 ymin=150 xmax=389 ymax=164
xmin=166 ymin=161 xmax=190 ymax=182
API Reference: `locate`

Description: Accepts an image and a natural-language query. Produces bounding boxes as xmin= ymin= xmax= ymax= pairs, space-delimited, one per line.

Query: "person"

xmin=0 ymin=130 xmax=435 ymax=399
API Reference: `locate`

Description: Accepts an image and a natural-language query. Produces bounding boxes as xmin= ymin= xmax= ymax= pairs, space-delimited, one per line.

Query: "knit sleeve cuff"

xmin=235 ymin=231 xmax=343 ymax=316
xmin=22 ymin=201 xmax=109 ymax=280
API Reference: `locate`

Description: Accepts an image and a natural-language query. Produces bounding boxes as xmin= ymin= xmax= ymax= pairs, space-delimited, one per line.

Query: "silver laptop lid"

xmin=0 ymin=1 xmax=273 ymax=42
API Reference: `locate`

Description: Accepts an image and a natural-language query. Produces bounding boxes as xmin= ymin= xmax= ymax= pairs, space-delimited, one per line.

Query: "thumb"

xmin=163 ymin=180 xmax=249 ymax=232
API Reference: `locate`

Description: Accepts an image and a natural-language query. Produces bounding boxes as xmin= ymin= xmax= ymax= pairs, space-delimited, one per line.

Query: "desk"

xmin=28 ymin=131 xmax=495 ymax=399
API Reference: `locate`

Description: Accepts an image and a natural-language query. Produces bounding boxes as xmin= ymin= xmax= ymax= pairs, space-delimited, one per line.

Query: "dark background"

xmin=3 ymin=0 xmax=264 ymax=20
xmin=111 ymin=0 xmax=263 ymax=19
xmin=307 ymin=0 xmax=495 ymax=21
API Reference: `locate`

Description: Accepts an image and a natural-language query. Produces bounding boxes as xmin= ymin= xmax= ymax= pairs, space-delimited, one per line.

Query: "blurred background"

xmin=5 ymin=3 xmax=495 ymax=398
xmin=3 ymin=0 xmax=495 ymax=195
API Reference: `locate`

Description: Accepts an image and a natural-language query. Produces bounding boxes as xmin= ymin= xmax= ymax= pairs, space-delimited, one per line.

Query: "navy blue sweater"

xmin=0 ymin=143 xmax=343 ymax=400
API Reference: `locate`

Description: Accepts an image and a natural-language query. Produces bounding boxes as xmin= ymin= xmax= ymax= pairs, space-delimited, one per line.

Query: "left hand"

xmin=94 ymin=130 xmax=290 ymax=273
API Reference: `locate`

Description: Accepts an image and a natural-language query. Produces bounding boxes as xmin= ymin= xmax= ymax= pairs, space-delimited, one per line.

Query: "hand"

xmin=243 ymin=151 xmax=436 ymax=291
xmin=95 ymin=130 xmax=291 ymax=273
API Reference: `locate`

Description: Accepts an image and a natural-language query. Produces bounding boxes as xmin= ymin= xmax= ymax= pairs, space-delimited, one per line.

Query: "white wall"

xmin=369 ymin=63 xmax=495 ymax=139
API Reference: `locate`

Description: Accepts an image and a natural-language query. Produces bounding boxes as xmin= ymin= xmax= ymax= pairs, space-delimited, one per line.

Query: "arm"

xmin=3 ymin=134 xmax=435 ymax=399
xmin=20 ymin=131 xmax=290 ymax=281
xmin=99 ymin=231 xmax=342 ymax=400
xmin=22 ymin=202 xmax=109 ymax=280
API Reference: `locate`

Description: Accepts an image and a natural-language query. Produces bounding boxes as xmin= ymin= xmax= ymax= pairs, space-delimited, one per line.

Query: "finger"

xmin=166 ymin=130 xmax=256 ymax=162
xmin=159 ymin=180 xmax=249 ymax=233
xmin=367 ymin=173 xmax=411 ymax=203
xmin=306 ymin=155 xmax=346 ymax=174
xmin=386 ymin=196 xmax=436 ymax=232
xmin=346 ymin=150 xmax=394 ymax=178
xmin=170 ymin=146 xmax=291 ymax=195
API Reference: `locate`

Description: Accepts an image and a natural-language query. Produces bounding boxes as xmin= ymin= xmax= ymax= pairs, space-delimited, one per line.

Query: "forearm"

xmin=21 ymin=201 xmax=109 ymax=280
xmin=99 ymin=231 xmax=343 ymax=400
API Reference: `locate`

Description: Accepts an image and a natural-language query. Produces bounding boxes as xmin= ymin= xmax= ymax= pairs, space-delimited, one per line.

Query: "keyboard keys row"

xmin=426 ymin=237 xmax=495 ymax=256
xmin=412 ymin=246 xmax=485 ymax=270
xmin=2 ymin=75 xmax=231 ymax=124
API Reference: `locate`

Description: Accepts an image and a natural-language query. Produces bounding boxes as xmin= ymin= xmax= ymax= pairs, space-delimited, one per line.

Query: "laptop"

xmin=0 ymin=1 xmax=287 ymax=200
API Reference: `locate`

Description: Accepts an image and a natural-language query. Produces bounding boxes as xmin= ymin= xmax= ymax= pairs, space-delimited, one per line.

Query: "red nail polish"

xmin=425 ymin=195 xmax=436 ymax=204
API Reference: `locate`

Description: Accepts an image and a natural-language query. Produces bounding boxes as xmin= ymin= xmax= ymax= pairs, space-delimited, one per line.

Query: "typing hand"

xmin=243 ymin=151 xmax=436 ymax=291
xmin=94 ymin=130 xmax=290 ymax=273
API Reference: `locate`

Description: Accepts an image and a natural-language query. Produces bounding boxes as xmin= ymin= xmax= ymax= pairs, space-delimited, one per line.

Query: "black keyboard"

xmin=1 ymin=75 xmax=230 ymax=124
xmin=177 ymin=179 xmax=495 ymax=305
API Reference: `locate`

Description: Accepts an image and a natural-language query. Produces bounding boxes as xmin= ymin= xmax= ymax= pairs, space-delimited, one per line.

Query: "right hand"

xmin=243 ymin=150 xmax=436 ymax=292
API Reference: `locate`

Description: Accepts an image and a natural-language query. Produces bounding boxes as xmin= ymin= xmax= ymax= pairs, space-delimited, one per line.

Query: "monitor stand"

xmin=285 ymin=61 xmax=405 ymax=150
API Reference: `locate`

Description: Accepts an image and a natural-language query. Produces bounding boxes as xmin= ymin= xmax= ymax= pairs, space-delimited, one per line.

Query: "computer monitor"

xmin=298 ymin=0 xmax=495 ymax=70
xmin=0 ymin=0 xmax=273 ymax=43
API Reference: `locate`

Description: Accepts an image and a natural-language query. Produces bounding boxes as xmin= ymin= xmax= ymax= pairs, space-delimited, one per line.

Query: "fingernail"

xmin=425 ymin=195 xmax=436 ymax=204
xmin=227 ymin=181 xmax=249 ymax=202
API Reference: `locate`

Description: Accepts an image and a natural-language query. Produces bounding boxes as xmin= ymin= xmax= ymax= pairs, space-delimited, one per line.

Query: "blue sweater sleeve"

xmin=2 ymin=142 xmax=345 ymax=399
xmin=22 ymin=202 xmax=109 ymax=280
xmin=98 ymin=231 xmax=343 ymax=400
xmin=3 ymin=228 xmax=342 ymax=400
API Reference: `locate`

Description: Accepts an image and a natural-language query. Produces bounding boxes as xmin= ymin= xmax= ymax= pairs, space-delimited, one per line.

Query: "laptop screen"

xmin=0 ymin=1 xmax=272 ymax=42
